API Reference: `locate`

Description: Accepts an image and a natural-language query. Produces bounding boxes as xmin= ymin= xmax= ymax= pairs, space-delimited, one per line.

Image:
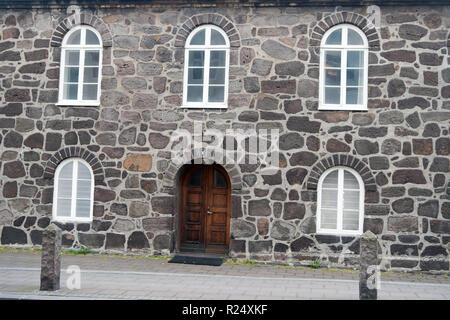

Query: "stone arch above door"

xmin=163 ymin=158 xmax=242 ymax=192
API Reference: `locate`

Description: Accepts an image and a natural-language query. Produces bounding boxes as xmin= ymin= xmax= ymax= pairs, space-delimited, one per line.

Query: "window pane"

xmin=344 ymin=170 xmax=359 ymax=189
xmin=59 ymin=162 xmax=73 ymax=178
xmin=325 ymin=50 xmax=341 ymax=68
xmin=325 ymin=28 xmax=342 ymax=45
xmin=58 ymin=179 xmax=73 ymax=198
xmin=83 ymin=67 xmax=99 ymax=83
xmin=348 ymin=29 xmax=364 ymax=45
xmin=64 ymin=67 xmax=79 ymax=83
xmin=346 ymin=87 xmax=362 ymax=105
xmin=189 ymin=169 xmax=202 ymax=186
xmin=322 ymin=170 xmax=338 ymax=188
xmin=85 ymin=51 xmax=99 ymax=66
xmin=321 ymin=209 xmax=337 ymax=229
xmin=210 ymin=51 xmax=226 ymax=67
xmin=187 ymin=86 xmax=203 ymax=102
xmin=321 ymin=170 xmax=338 ymax=229
xmin=325 ymin=87 xmax=340 ymax=104
xmin=347 ymin=51 xmax=364 ymax=67
xmin=86 ymin=29 xmax=100 ymax=45
xmin=213 ymin=169 xmax=227 ymax=188
xmin=188 ymin=51 xmax=204 ymax=67
xmin=322 ymin=189 xmax=338 ymax=208
xmin=346 ymin=69 xmax=363 ymax=86
xmin=190 ymin=29 xmax=205 ymax=45
xmin=343 ymin=210 xmax=359 ymax=230
xmin=211 ymin=29 xmax=226 ymax=45
xmin=78 ymin=163 xmax=91 ymax=180
xmin=76 ymin=200 xmax=90 ymax=218
xmin=325 ymin=69 xmax=340 ymax=86
xmin=209 ymin=68 xmax=225 ymax=84
xmin=83 ymin=84 xmax=98 ymax=100
xmin=57 ymin=199 xmax=71 ymax=217
xmin=208 ymin=86 xmax=224 ymax=103
xmin=343 ymin=205 xmax=359 ymax=230
xmin=343 ymin=190 xmax=359 ymax=211
xmin=63 ymin=84 xmax=78 ymax=100
xmin=77 ymin=180 xmax=92 ymax=199
xmin=67 ymin=30 xmax=81 ymax=45
xmin=188 ymin=68 xmax=204 ymax=84
xmin=65 ymin=51 xmax=80 ymax=65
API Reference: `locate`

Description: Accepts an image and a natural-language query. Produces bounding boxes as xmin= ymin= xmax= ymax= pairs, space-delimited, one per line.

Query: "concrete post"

xmin=359 ymin=230 xmax=378 ymax=300
xmin=40 ymin=225 xmax=62 ymax=291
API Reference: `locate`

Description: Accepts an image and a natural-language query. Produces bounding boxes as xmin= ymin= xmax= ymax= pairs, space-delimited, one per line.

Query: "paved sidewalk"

xmin=0 ymin=250 xmax=449 ymax=300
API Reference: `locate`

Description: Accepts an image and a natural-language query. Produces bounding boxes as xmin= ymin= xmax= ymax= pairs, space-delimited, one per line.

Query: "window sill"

xmin=180 ymin=104 xmax=228 ymax=109
xmin=56 ymin=101 xmax=100 ymax=107
xmin=316 ymin=229 xmax=362 ymax=237
xmin=318 ymin=105 xmax=368 ymax=111
xmin=53 ymin=218 xmax=92 ymax=223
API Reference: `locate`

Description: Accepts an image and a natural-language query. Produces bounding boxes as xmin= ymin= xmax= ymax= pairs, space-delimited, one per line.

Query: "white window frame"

xmin=316 ymin=166 xmax=365 ymax=236
xmin=52 ymin=158 xmax=94 ymax=223
xmin=57 ymin=25 xmax=103 ymax=107
xmin=319 ymin=24 xmax=368 ymax=111
xmin=182 ymin=24 xmax=230 ymax=109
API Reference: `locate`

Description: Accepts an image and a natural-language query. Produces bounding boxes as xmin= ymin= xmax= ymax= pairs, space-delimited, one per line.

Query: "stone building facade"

xmin=0 ymin=0 xmax=449 ymax=272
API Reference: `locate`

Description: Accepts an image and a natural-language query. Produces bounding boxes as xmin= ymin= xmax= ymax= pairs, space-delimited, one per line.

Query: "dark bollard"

xmin=40 ymin=225 xmax=62 ymax=291
xmin=359 ymin=230 xmax=378 ymax=300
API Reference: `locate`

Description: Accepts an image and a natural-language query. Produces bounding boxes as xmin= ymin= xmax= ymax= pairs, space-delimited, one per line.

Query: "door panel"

xmin=181 ymin=165 xmax=230 ymax=252
xmin=212 ymin=193 xmax=227 ymax=206
xmin=210 ymin=230 xmax=226 ymax=244
xmin=205 ymin=168 xmax=229 ymax=247
xmin=184 ymin=188 xmax=203 ymax=244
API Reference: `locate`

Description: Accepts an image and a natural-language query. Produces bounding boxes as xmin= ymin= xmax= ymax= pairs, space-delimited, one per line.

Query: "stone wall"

xmin=0 ymin=4 xmax=449 ymax=272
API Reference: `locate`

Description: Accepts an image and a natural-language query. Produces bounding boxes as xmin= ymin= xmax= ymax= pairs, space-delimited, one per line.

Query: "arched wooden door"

xmin=180 ymin=165 xmax=231 ymax=254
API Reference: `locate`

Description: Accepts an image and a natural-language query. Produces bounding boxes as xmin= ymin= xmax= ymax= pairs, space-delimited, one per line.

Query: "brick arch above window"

xmin=50 ymin=12 xmax=112 ymax=48
xmin=174 ymin=13 xmax=240 ymax=48
xmin=44 ymin=147 xmax=105 ymax=186
xmin=306 ymin=155 xmax=376 ymax=192
xmin=309 ymin=11 xmax=380 ymax=52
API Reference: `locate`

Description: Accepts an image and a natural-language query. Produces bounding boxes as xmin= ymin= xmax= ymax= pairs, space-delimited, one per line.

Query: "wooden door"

xmin=181 ymin=165 xmax=230 ymax=253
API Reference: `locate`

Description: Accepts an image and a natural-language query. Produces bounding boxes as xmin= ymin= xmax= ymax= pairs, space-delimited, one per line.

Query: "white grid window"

xmin=316 ymin=167 xmax=364 ymax=236
xmin=319 ymin=24 xmax=368 ymax=111
xmin=58 ymin=25 xmax=102 ymax=106
xmin=182 ymin=25 xmax=230 ymax=108
xmin=52 ymin=158 xmax=94 ymax=222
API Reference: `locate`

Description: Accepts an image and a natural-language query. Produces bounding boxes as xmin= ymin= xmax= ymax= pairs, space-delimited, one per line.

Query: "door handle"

xmin=207 ymin=206 xmax=213 ymax=215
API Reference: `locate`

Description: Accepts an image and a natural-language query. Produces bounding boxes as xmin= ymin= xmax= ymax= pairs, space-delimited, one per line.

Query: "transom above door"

xmin=180 ymin=165 xmax=230 ymax=254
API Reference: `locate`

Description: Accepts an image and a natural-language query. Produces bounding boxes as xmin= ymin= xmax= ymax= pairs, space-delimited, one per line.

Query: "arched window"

xmin=182 ymin=25 xmax=230 ymax=108
xmin=58 ymin=25 xmax=102 ymax=106
xmin=316 ymin=167 xmax=364 ymax=235
xmin=319 ymin=24 xmax=368 ymax=111
xmin=52 ymin=158 xmax=94 ymax=222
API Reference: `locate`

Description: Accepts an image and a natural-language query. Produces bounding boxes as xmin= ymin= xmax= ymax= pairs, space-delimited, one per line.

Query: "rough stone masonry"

xmin=40 ymin=224 xmax=61 ymax=291
xmin=0 ymin=1 xmax=449 ymax=272
xmin=359 ymin=230 xmax=378 ymax=299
